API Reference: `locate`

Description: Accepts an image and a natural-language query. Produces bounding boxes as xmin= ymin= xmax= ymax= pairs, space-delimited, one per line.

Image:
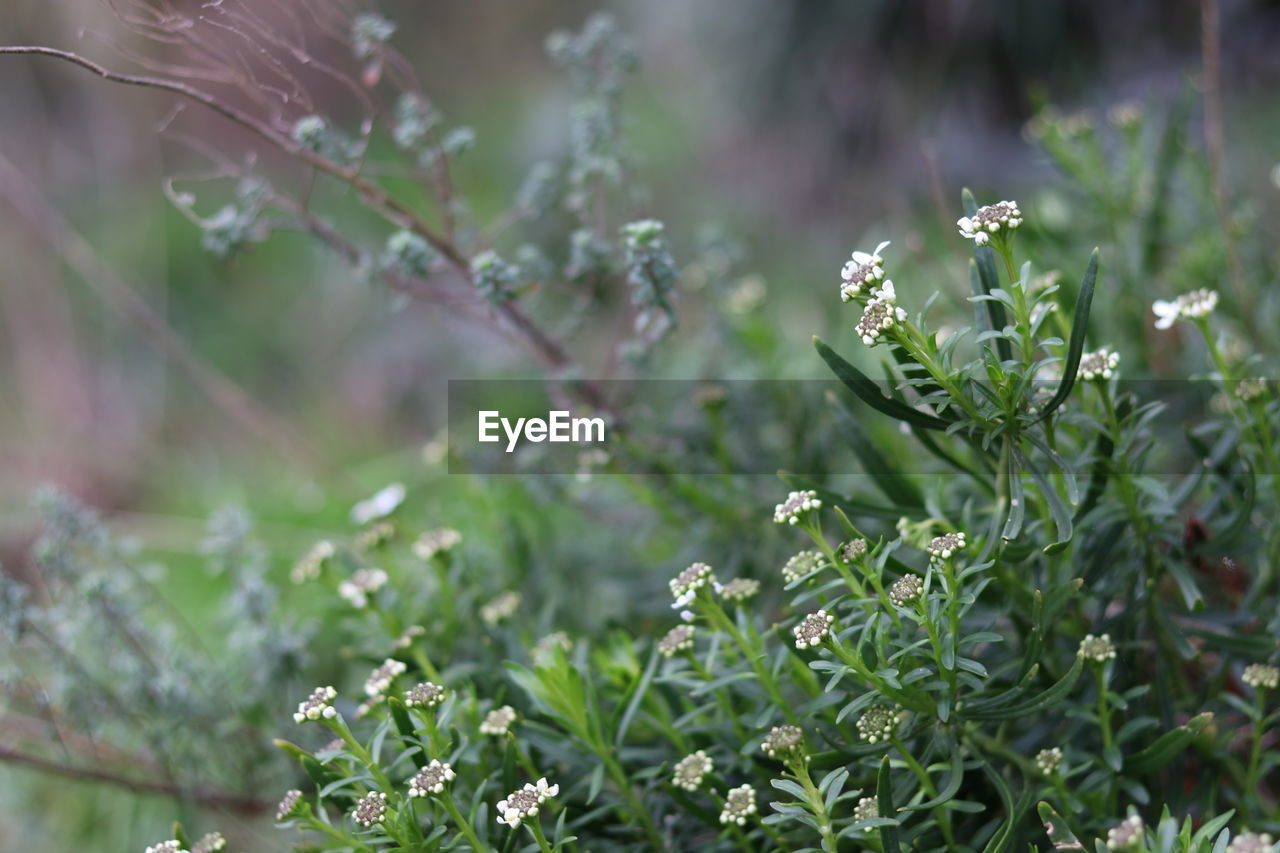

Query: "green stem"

xmin=527 ymin=820 xmax=555 ymax=853
xmin=702 ymin=597 xmax=801 ymax=726
xmin=792 ymin=759 xmax=839 ymax=853
xmin=890 ymin=735 xmax=956 ymax=849
xmin=441 ymin=790 xmax=490 ymax=852
xmin=1245 ymin=688 xmax=1267 ymax=815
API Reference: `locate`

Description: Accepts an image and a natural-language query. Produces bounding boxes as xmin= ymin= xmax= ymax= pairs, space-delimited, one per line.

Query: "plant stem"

xmin=442 ymin=791 xmax=490 ymax=852
xmin=528 ymin=820 xmax=556 ymax=853
xmin=792 ymin=759 xmax=839 ymax=853
xmin=889 ymin=735 xmax=956 ymax=849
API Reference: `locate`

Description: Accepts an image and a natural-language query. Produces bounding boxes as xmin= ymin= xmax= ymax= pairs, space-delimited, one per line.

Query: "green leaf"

xmin=814 ymin=337 xmax=951 ymax=430
xmin=876 ymin=755 xmax=900 ymax=853
xmin=963 ymin=189 xmax=1013 ymax=363
xmin=388 ymin=697 xmax=427 ymax=769
xmin=1124 ymin=712 xmax=1214 ymax=774
xmin=1037 ymin=801 xmax=1083 ymax=850
xmin=963 ymin=655 xmax=1085 ymax=721
xmin=828 ymin=391 xmax=924 ymax=508
xmin=1034 ymin=249 xmax=1099 ymax=423
xmin=1016 ymin=447 xmax=1074 ymax=553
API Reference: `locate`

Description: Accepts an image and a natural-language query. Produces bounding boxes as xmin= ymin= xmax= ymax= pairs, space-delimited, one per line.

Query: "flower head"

xmin=1035 ymin=747 xmax=1063 ymax=774
xmin=659 ymin=624 xmax=696 ymax=658
xmin=1152 ymin=289 xmax=1218 ymax=329
xmin=350 ymin=483 xmax=406 ymax=525
xmin=841 ymin=538 xmax=869 ymax=561
xmin=355 ymin=695 xmax=385 ymax=719
xmin=351 ymin=791 xmax=388 ymax=827
xmin=718 ymin=577 xmax=760 ymax=603
xmin=291 ymin=540 xmax=335 ymax=584
xmin=293 ymin=686 xmax=338 ymax=723
xmin=1078 ymin=633 xmax=1117 ymax=663
xmin=1106 ymin=815 xmax=1144 ymax=851
xmin=480 ymin=705 xmax=518 ymax=735
xmin=857 ymin=704 xmax=904 ymax=744
xmin=192 ymin=833 xmax=226 ymax=853
xmin=392 ymin=625 xmax=426 ymax=650
xmin=889 ymin=574 xmax=923 ymax=606
xmin=854 ymin=796 xmax=879 ymax=822
xmin=793 ymin=610 xmax=834 ymax=650
xmin=364 ymin=658 xmax=407 ymax=697
xmin=338 ymin=568 xmax=388 ymax=609
xmin=533 ymin=631 xmax=574 ymax=663
xmin=774 ymin=490 xmax=821 ymax=525
xmin=926 ymin=532 xmax=966 ymax=561
xmin=1078 ymin=348 xmax=1120 ymax=381
xmin=782 ymin=550 xmax=825 ymax=584
xmin=673 ymin=750 xmax=713 ymax=791
xmin=669 ymin=562 xmax=716 ymax=600
xmin=719 ymin=784 xmax=758 ymax=825
xmin=355 ymin=521 xmax=396 ymax=551
xmin=404 ymin=681 xmax=447 ymax=709
xmin=496 ymin=778 xmax=559 ymax=828
xmin=840 ymin=242 xmax=889 ymax=302
xmin=856 ymin=288 xmax=907 ymax=346
xmin=481 ymin=591 xmax=521 ymax=625
xmin=276 ymin=789 xmax=304 ymax=821
xmin=413 ymin=528 xmax=462 ymax=561
xmin=409 ymin=760 xmax=456 ymax=797
xmin=1243 ymin=663 xmax=1279 ymax=690
xmin=957 ymin=200 xmax=1023 ymax=246
xmin=144 ymin=842 xmax=188 ymax=853
xmin=761 ymin=725 xmax=806 ymax=761
xmin=1227 ymin=833 xmax=1275 ymax=853
xmin=1236 ymin=379 xmax=1268 ymax=402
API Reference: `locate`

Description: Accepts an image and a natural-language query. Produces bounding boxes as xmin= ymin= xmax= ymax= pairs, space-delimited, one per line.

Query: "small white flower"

xmin=480 ymin=705 xmax=518 ymax=735
xmin=1078 ymin=348 xmax=1120 ymax=381
xmin=957 ymin=200 xmax=1023 ymax=245
xmin=481 ymin=591 xmax=521 ymax=625
xmin=669 ymin=562 xmax=716 ymax=599
xmin=658 ymin=624 xmax=696 ymax=657
xmin=673 ymin=750 xmax=714 ymax=790
xmin=793 ymin=610 xmax=834 ymax=649
xmin=857 ymin=704 xmax=904 ymax=744
xmin=144 ymin=842 xmax=189 ymax=853
xmin=192 ymin=833 xmax=226 ymax=853
xmin=408 ymin=760 xmax=456 ymax=797
xmin=1106 ymin=814 xmax=1144 ymax=851
xmin=294 ymin=686 xmax=338 ymax=723
xmin=338 ymin=568 xmax=388 ymax=609
xmin=856 ymin=285 xmax=907 ymax=346
xmin=1078 ymin=633 xmax=1117 ymax=663
xmin=719 ymin=784 xmax=758 ymax=825
xmin=1153 ymin=289 xmax=1219 ymax=329
xmin=351 ymin=791 xmax=388 ymax=827
xmin=291 ymin=540 xmax=335 ymax=584
xmin=404 ymin=681 xmax=447 ymax=709
xmin=363 ymin=658 xmax=407 ymax=696
xmin=774 ymin=490 xmax=821 ymax=525
xmin=496 ymin=778 xmax=559 ymax=828
xmin=926 ymin=532 xmax=966 ymax=561
xmin=840 ymin=241 xmax=890 ymax=302
xmin=350 ymin=482 xmax=406 ymax=525
xmin=1035 ymin=747 xmax=1063 ymax=774
xmin=412 ymin=528 xmax=462 ymax=560
xmin=889 ymin=574 xmax=923 ymax=606
xmin=1243 ymin=663 xmax=1279 ymax=689
xmin=1227 ymin=833 xmax=1275 ymax=853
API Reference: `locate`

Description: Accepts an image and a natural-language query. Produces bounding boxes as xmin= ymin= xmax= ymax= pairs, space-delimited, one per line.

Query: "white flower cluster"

xmin=1227 ymin=833 xmax=1276 ymax=853
xmin=480 ymin=705 xmax=518 ymax=735
xmin=1243 ymin=663 xmax=1279 ymax=689
xmin=481 ymin=591 xmax=522 ymax=625
xmin=351 ymin=482 xmax=406 ymax=525
xmin=719 ymin=784 xmax=758 ymax=825
xmin=1106 ymin=815 xmax=1144 ymax=851
xmin=857 ymin=704 xmax=904 ymax=744
xmin=294 ymin=686 xmax=338 ymax=723
xmin=856 ymin=280 xmax=908 ymax=347
xmin=339 ymin=568 xmax=388 ymax=609
xmin=717 ymin=577 xmax=760 ymax=603
xmin=672 ymin=750 xmax=713 ymax=791
xmin=496 ymin=778 xmax=559 ymax=828
xmin=1035 ymin=747 xmax=1063 ymax=774
xmin=276 ymin=789 xmax=303 ymax=821
xmin=782 ymin=550 xmax=825 ymax=584
xmin=412 ymin=528 xmax=462 ymax=560
xmin=404 ymin=681 xmax=447 ymax=709
xmin=889 ymin=574 xmax=923 ymax=606
xmin=1078 ymin=633 xmax=1117 ymax=663
xmin=854 ymin=796 xmax=879 ymax=822
xmin=1078 ymin=348 xmax=1120 ymax=381
xmin=670 ymin=562 xmax=715 ymax=617
xmin=774 ymin=490 xmax=821 ymax=525
xmin=192 ymin=833 xmax=226 ymax=853
xmin=793 ymin=610 xmax=834 ymax=650
xmin=926 ymin=532 xmax=966 ymax=561
xmin=839 ymin=241 xmax=889 ymax=302
xmin=291 ymin=540 xmax=335 ymax=584
xmin=409 ymin=760 xmax=456 ymax=797
xmin=352 ymin=791 xmax=388 ymax=827
xmin=144 ymin=842 xmax=187 ymax=853
xmin=364 ymin=658 xmax=407 ymax=696
xmin=957 ymin=200 xmax=1023 ymax=246
xmin=1153 ymin=289 xmax=1218 ymax=329
xmin=658 ymin=624 xmax=696 ymax=658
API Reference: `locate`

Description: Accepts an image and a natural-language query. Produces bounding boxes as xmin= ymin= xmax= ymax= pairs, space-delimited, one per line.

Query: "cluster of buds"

xmin=857 ymin=704 xmax=904 ymax=744
xmin=889 ymin=574 xmax=923 ymax=606
xmin=392 ymin=625 xmax=426 ymax=651
xmin=354 ymin=521 xmax=396 ymax=551
xmin=481 ymin=591 xmax=522 ymax=625
xmin=480 ymin=705 xmax=518 ymax=736
xmin=841 ymin=538 xmax=868 ymax=562
xmin=496 ymin=778 xmax=559 ymax=828
xmin=926 ymin=532 xmax=966 ymax=562
xmin=404 ymin=681 xmax=447 ymax=709
xmin=1105 ymin=815 xmax=1144 ymax=851
xmin=276 ymin=789 xmax=304 ymax=821
xmin=412 ymin=528 xmax=462 ymax=561
xmin=351 ymin=792 xmax=388 ymax=828
xmin=774 ymin=490 xmax=821 ymax=525
xmin=364 ymin=658 xmax=407 ymax=696
xmin=761 ymin=725 xmax=807 ymax=762
xmin=409 ymin=760 xmax=456 ymax=797
xmin=1035 ymin=747 xmax=1063 ymax=774
xmin=338 ymin=568 xmax=388 ymax=609
xmin=672 ymin=750 xmax=713 ymax=791
xmin=793 ymin=610 xmax=834 ymax=650
xmin=669 ymin=562 xmax=716 ymax=605
xmin=658 ymin=624 xmax=696 ymax=658
xmin=782 ymin=550 xmax=825 ymax=584
xmin=294 ymin=686 xmax=338 ymax=723
xmin=1243 ymin=663 xmax=1279 ymax=689
xmin=717 ymin=577 xmax=760 ymax=603
xmin=144 ymin=842 xmax=187 ymax=853
xmin=1227 ymin=833 xmax=1275 ymax=853
xmin=1152 ymin=289 xmax=1219 ymax=329
xmin=856 ymin=280 xmax=908 ymax=346
xmin=719 ymin=784 xmax=758 ymax=826
xmin=853 ymin=796 xmax=879 ymax=822
xmin=957 ymin=200 xmax=1023 ymax=246
xmin=192 ymin=833 xmax=226 ymax=853
xmin=839 ymin=242 xmax=889 ymax=302
xmin=1078 ymin=633 xmax=1117 ymax=663
xmin=1078 ymin=348 xmax=1120 ymax=381
xmin=291 ymin=540 xmax=335 ymax=584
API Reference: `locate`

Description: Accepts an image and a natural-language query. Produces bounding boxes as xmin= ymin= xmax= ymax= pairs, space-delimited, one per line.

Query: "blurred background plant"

xmin=1 ymin=0 xmax=1279 ymax=850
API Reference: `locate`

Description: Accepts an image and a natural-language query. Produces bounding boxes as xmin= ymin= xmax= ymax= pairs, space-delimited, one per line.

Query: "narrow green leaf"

xmin=1124 ymin=713 xmax=1214 ymax=774
xmin=1034 ymin=249 xmax=1099 ymax=423
xmin=828 ymin=391 xmax=924 ymax=508
xmin=962 ymin=655 xmax=1084 ymax=721
xmin=876 ymin=755 xmax=900 ymax=853
xmin=814 ymin=337 xmax=951 ymax=430
xmin=1037 ymin=801 xmax=1083 ymax=850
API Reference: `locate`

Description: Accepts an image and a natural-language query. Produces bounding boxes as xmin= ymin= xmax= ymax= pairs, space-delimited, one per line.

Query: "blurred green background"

xmin=2 ymin=0 xmax=1280 ymax=849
